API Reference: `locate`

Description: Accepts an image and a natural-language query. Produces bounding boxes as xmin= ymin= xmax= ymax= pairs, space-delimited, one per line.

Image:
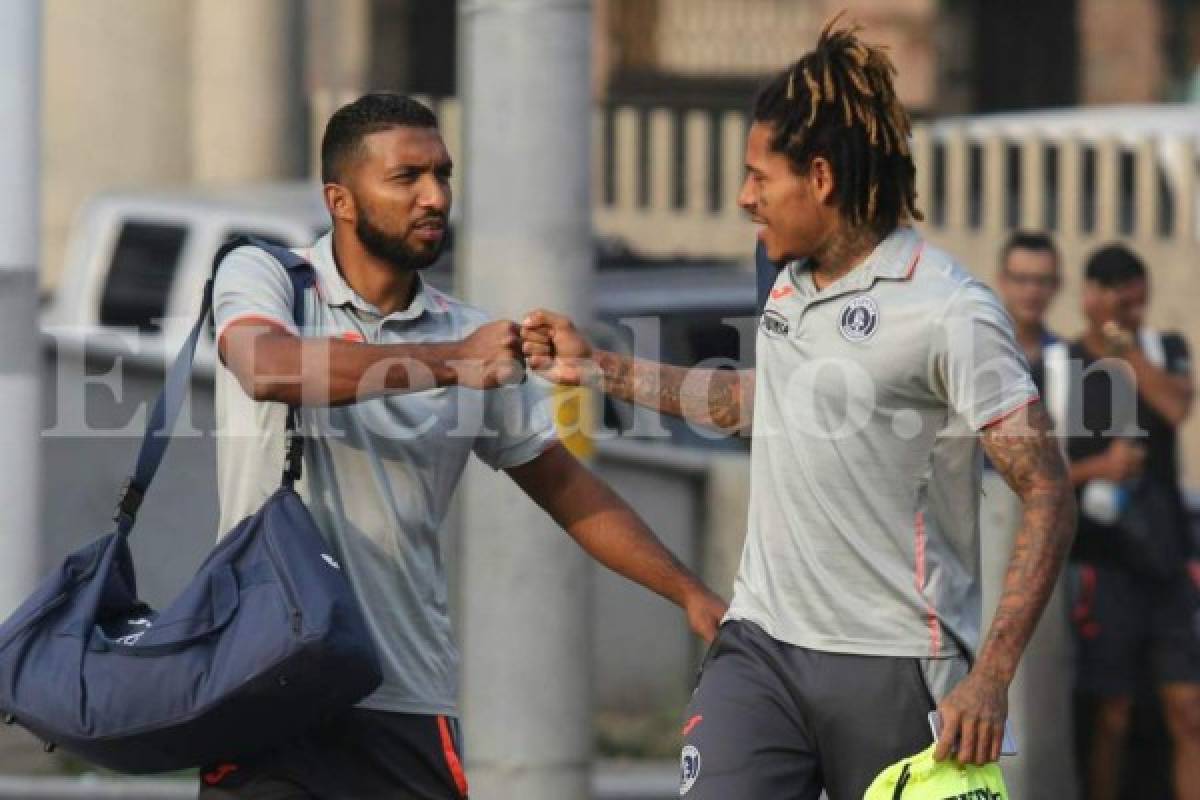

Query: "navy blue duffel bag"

xmin=0 ymin=238 xmax=382 ymax=773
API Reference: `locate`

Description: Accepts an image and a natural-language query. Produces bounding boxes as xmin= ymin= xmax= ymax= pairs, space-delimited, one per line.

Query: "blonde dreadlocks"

xmin=755 ymin=16 xmax=923 ymax=232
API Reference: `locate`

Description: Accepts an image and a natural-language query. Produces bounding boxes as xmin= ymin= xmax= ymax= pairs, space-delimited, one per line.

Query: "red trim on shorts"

xmin=682 ymin=714 xmax=704 ymax=736
xmin=980 ymin=396 xmax=1040 ymax=431
xmin=437 ymin=715 xmax=469 ymax=798
xmin=914 ymin=511 xmax=941 ymax=656
xmin=1072 ymin=565 xmax=1102 ymax=639
xmin=201 ymin=763 xmax=239 ymax=786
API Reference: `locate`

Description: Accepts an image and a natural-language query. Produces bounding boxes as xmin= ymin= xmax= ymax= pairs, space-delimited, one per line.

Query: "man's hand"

xmin=683 ymin=586 xmax=728 ymax=644
xmin=933 ymin=671 xmax=1009 ymax=765
xmin=1102 ymin=319 xmax=1137 ymax=357
xmin=1094 ymin=439 xmax=1146 ymax=483
xmin=520 ymin=309 xmax=597 ymax=387
xmin=452 ymin=320 xmax=526 ymax=389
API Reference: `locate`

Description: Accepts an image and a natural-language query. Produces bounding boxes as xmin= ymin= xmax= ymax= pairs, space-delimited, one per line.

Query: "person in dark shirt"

xmin=1065 ymin=244 xmax=1200 ymax=800
xmin=994 ymin=231 xmax=1063 ymax=397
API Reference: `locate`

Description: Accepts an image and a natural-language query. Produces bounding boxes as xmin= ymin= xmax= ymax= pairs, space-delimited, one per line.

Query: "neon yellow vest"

xmin=863 ymin=746 xmax=1009 ymax=800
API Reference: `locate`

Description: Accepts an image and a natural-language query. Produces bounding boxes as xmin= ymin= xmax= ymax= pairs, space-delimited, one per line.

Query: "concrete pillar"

xmin=458 ymin=1 xmax=594 ymax=797
xmin=0 ymin=0 xmax=42 ymax=621
xmin=980 ymin=470 xmax=1078 ymax=799
xmin=191 ymin=0 xmax=306 ymax=184
xmin=0 ymin=0 xmax=58 ymax=774
xmin=703 ymin=454 xmax=751 ymax=603
xmin=41 ymin=0 xmax=192 ymax=289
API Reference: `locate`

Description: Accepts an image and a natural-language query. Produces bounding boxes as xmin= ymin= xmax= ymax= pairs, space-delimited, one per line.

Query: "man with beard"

xmin=201 ymin=93 xmax=726 ymax=799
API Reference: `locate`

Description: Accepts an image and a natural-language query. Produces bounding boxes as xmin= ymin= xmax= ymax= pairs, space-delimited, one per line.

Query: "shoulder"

xmin=907 ymin=242 xmax=992 ymax=306
xmin=214 ymin=244 xmax=294 ymax=291
xmin=913 ymin=247 xmax=1006 ymax=322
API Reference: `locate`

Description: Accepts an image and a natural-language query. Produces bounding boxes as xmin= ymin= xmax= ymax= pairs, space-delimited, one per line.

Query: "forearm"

xmin=1127 ymin=351 xmax=1192 ymax=426
xmin=977 ymin=404 xmax=1077 ymax=683
xmin=249 ymin=336 xmax=459 ymax=406
xmin=511 ymin=446 xmax=705 ymax=607
xmin=572 ymin=503 xmax=706 ymax=607
xmin=977 ymin=481 xmax=1076 ymax=683
xmin=591 ymin=349 xmax=754 ymax=432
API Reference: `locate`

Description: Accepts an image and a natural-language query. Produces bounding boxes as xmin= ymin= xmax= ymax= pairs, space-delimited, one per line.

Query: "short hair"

xmin=752 ymin=16 xmax=921 ymax=234
xmin=1000 ymin=231 xmax=1060 ymax=270
xmin=320 ymin=92 xmax=439 ymax=183
xmin=1085 ymin=243 xmax=1147 ymax=288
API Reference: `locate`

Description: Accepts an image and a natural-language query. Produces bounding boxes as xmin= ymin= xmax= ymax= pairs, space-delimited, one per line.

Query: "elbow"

xmin=235 ymin=367 xmax=295 ymax=405
xmin=249 ymin=381 xmax=288 ymax=404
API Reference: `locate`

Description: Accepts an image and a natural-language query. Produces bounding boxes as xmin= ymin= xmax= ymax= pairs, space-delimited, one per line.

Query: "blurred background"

xmin=6 ymin=1 xmax=1200 ymax=798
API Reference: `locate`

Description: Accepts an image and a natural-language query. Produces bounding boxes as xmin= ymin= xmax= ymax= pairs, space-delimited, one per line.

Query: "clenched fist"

xmin=452 ymin=320 xmax=526 ymax=389
xmin=519 ymin=309 xmax=597 ymax=387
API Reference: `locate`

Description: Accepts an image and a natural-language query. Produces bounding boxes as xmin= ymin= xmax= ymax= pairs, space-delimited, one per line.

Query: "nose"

xmin=736 ymin=175 xmax=756 ymax=215
xmin=418 ymin=174 xmax=451 ymax=215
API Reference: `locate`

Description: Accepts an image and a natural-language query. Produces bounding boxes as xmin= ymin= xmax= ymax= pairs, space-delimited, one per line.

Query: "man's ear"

xmin=323 ymin=183 xmax=356 ymax=224
xmin=808 ymin=156 xmax=837 ymax=206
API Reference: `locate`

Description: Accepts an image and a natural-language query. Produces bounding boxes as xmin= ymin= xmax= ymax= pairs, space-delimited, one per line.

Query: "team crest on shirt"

xmin=838 ymin=295 xmax=880 ymax=342
xmin=679 ymin=745 xmax=701 ymax=795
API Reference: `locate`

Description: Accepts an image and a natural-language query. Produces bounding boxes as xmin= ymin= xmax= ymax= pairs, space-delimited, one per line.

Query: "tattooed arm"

xmin=519 ymin=309 xmax=755 ymax=433
xmin=934 ymin=400 xmax=1076 ymax=766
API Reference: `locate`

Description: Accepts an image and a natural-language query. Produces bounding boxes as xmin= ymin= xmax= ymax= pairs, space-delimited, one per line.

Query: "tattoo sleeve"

xmin=976 ymin=401 xmax=1077 ymax=683
xmin=592 ymin=350 xmax=755 ymax=433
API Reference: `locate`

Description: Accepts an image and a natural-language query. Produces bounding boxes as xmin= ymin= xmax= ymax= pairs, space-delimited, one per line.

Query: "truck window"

xmin=98 ymin=221 xmax=188 ymax=332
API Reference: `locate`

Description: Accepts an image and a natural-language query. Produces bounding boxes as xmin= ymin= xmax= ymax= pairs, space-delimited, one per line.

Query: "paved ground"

xmin=0 ymin=761 xmax=679 ymax=799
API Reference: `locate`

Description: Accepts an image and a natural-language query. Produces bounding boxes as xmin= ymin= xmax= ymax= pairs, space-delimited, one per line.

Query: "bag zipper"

xmin=262 ymin=507 xmax=304 ymax=637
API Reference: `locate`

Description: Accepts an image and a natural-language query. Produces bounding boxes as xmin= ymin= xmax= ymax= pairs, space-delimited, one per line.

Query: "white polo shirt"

xmin=212 ymin=233 xmax=556 ymax=715
xmin=726 ymin=227 xmax=1038 ymax=660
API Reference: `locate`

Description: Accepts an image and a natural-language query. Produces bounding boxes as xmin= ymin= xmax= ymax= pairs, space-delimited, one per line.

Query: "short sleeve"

xmin=1162 ymin=332 xmax=1191 ymax=377
xmin=932 ymin=281 xmax=1040 ymax=431
xmin=212 ymin=246 xmax=299 ymax=342
xmin=472 ymin=377 xmax=558 ymax=470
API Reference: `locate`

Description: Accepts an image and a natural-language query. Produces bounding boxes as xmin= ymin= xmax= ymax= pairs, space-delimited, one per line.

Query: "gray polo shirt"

xmin=726 ymin=227 xmax=1037 ymax=660
xmin=212 ymin=233 xmax=556 ymax=715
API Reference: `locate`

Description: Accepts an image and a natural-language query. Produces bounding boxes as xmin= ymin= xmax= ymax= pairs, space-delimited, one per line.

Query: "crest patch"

xmin=680 ymin=745 xmax=701 ymax=795
xmin=839 ymin=296 xmax=880 ymax=342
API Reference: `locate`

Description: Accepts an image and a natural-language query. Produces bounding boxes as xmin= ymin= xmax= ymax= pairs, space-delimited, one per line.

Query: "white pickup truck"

xmin=43 ymin=182 xmax=336 ymax=374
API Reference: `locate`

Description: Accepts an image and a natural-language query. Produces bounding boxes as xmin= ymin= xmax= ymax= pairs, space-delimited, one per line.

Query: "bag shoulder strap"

xmin=113 ymin=236 xmax=316 ymax=535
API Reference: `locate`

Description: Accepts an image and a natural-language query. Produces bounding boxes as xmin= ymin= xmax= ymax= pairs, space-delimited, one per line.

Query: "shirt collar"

xmin=860 ymin=226 xmax=924 ymax=281
xmin=788 ymin=226 xmax=924 ymax=296
xmin=305 ymin=233 xmax=449 ymax=320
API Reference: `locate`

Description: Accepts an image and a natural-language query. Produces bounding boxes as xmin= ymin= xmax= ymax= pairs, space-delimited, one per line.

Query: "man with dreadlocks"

xmin=521 ymin=19 xmax=1075 ymax=798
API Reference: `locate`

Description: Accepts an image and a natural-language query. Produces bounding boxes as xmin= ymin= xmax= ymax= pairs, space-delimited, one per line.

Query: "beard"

xmin=355 ymin=206 xmax=446 ymax=271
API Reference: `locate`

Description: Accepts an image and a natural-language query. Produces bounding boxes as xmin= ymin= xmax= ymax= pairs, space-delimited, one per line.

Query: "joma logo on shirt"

xmin=940 ymin=791 xmax=1003 ymax=800
xmin=761 ymin=310 xmax=790 ymax=337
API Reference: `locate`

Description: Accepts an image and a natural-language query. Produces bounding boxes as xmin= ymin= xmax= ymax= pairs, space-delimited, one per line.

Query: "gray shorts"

xmin=679 ymin=620 xmax=968 ymax=800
